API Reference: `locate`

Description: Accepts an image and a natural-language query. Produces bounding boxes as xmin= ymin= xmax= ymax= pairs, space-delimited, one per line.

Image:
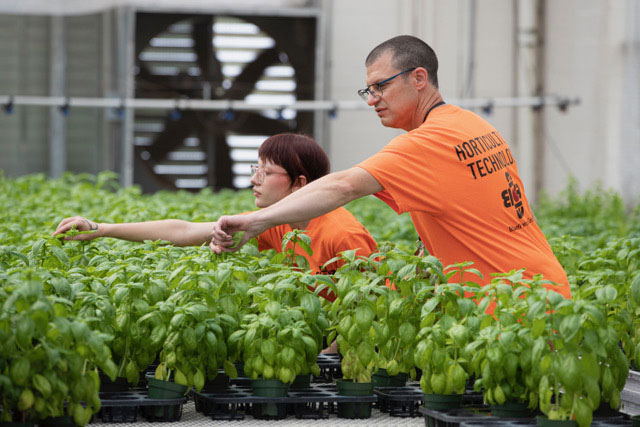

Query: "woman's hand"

xmin=53 ymin=216 xmax=101 ymax=240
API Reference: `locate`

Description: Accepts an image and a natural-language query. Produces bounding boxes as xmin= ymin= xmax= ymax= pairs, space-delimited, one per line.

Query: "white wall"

xmin=326 ymin=0 xmax=404 ymax=172
xmin=544 ymin=0 xmax=638 ymax=202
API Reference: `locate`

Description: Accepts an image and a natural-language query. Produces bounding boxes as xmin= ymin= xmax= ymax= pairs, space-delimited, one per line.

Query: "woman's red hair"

xmin=258 ymin=133 xmax=330 ymax=186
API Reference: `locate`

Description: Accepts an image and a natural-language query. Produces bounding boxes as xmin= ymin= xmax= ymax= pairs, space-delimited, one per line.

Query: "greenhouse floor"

xmin=90 ymin=399 xmax=426 ymax=426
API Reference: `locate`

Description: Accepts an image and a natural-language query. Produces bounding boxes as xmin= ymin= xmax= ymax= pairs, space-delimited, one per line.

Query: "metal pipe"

xmin=0 ymin=94 xmax=580 ymax=112
xmin=48 ymin=16 xmax=66 ymax=178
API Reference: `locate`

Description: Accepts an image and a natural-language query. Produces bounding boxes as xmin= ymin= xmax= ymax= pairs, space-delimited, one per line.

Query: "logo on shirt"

xmin=501 ymin=172 xmax=524 ymax=219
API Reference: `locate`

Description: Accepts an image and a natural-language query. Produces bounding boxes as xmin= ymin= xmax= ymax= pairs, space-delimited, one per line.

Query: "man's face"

xmin=365 ymin=51 xmax=418 ymax=131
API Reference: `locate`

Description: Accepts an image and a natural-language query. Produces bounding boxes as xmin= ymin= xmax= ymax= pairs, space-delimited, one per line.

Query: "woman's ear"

xmin=291 ymin=175 xmax=308 ymax=191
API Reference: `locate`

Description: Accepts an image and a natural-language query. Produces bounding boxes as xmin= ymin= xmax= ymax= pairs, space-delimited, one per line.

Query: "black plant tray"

xmin=588 ymin=420 xmax=633 ymax=427
xmin=229 ymin=376 xmax=252 ymax=387
xmin=420 ymin=405 xmax=505 ymax=427
xmin=192 ymin=383 xmax=376 ymax=421
xmin=459 ymin=421 xmax=536 ymax=427
xmin=375 ymin=385 xmax=486 ymax=419
xmin=313 ymin=353 xmax=342 ymax=383
xmin=97 ymin=390 xmax=187 ymax=423
xmin=421 ymin=405 xmax=630 ymax=427
xmin=459 ymin=419 xmax=633 ymax=427
xmin=375 ymin=385 xmax=424 ymax=417
xmin=462 ymin=392 xmax=485 ymax=406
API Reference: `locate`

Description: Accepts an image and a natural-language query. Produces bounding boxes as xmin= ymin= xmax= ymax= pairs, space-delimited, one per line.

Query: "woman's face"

xmin=251 ymin=159 xmax=297 ymax=208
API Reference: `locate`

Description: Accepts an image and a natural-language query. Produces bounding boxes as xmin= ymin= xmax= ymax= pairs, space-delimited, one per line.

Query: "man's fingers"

xmin=208 ymin=214 xmax=255 ymax=253
xmin=210 ymin=216 xmax=237 ymax=244
xmin=211 ymin=233 xmax=233 ymax=247
xmin=209 ymin=241 xmax=240 ymax=254
xmin=237 ymin=233 xmax=252 ymax=249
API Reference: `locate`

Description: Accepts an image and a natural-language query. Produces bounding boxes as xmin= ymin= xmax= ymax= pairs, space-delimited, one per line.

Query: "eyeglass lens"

xmin=250 ymin=165 xmax=263 ymax=182
xmin=358 ymin=68 xmax=415 ymax=102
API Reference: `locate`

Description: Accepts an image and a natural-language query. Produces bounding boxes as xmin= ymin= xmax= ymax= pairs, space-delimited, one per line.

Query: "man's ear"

xmin=414 ymin=67 xmax=429 ymax=90
xmin=291 ymin=175 xmax=308 ymax=191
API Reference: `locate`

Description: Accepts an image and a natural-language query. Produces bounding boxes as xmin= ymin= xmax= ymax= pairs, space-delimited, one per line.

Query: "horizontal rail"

xmin=0 ymin=95 xmax=580 ymax=113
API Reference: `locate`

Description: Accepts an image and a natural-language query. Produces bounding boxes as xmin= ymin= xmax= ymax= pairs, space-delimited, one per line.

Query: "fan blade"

xmin=224 ymin=48 xmax=280 ymax=100
xmin=227 ymin=111 xmax=291 ymax=135
xmin=193 ymin=16 xmax=223 ymax=89
xmin=146 ymin=111 xmax=199 ymax=161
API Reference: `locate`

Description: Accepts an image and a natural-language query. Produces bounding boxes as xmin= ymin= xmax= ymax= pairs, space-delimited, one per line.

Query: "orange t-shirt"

xmin=256 ymin=207 xmax=378 ymax=300
xmin=357 ymin=104 xmax=570 ymax=299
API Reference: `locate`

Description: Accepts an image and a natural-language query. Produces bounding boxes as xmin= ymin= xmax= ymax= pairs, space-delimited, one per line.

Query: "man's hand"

xmin=53 ymin=216 xmax=100 ymax=241
xmin=209 ymin=214 xmax=260 ymax=253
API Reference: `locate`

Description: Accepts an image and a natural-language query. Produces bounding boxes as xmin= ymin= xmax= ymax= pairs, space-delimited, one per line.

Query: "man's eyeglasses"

xmin=357 ymin=68 xmax=416 ymax=102
xmin=250 ymin=164 xmax=288 ymax=184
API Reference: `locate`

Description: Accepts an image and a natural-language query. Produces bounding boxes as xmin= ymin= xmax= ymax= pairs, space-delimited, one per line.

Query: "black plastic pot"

xmin=39 ymin=415 xmax=75 ymax=427
xmin=235 ymin=362 xmax=245 ymax=377
xmin=336 ymin=379 xmax=374 ymax=419
xmin=143 ymin=377 xmax=187 ymax=421
xmin=203 ymin=371 xmax=230 ymax=391
xmin=536 ymin=415 xmax=578 ymax=426
xmin=389 ymin=372 xmax=409 ymax=386
xmin=490 ymin=401 xmax=532 ymax=418
xmin=422 ymin=392 xmax=463 ymax=411
xmin=372 ymin=368 xmax=409 ymax=388
xmin=99 ymin=374 xmax=129 ymax=393
xmin=290 ymin=373 xmax=311 ymax=389
xmin=0 ymin=423 xmax=36 ymax=427
xmin=251 ymin=378 xmax=289 ymax=420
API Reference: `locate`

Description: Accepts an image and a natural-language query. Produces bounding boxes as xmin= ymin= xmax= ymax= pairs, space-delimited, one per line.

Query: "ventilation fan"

xmin=133 ymin=12 xmax=317 ymax=192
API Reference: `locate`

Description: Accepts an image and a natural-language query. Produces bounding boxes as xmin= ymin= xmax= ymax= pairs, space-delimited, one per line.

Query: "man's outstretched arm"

xmin=209 ymin=167 xmax=383 ymax=253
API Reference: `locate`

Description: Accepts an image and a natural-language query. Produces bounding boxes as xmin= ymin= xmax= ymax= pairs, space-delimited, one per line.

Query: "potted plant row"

xmin=323 ymin=247 xmax=444 ymax=418
xmin=414 ymin=262 xmax=483 ymax=411
xmin=414 ymin=267 xmax=631 ymax=427
xmin=0 ymin=270 xmax=117 ymax=426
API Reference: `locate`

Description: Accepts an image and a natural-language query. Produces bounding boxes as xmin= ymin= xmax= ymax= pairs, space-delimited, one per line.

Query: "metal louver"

xmin=133 ymin=12 xmax=316 ymax=192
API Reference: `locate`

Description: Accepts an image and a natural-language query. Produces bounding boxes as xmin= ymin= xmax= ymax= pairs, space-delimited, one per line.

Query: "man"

xmin=210 ymin=35 xmax=571 ymax=298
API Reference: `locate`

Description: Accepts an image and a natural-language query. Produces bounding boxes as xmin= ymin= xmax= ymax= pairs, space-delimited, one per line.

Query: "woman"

xmin=54 ymin=133 xmax=378 ymax=294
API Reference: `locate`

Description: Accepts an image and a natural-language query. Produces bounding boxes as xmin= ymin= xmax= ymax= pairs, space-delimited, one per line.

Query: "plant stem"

xmin=391 ymin=338 xmax=401 ymax=361
xmin=117 ymin=337 xmax=130 ymax=377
